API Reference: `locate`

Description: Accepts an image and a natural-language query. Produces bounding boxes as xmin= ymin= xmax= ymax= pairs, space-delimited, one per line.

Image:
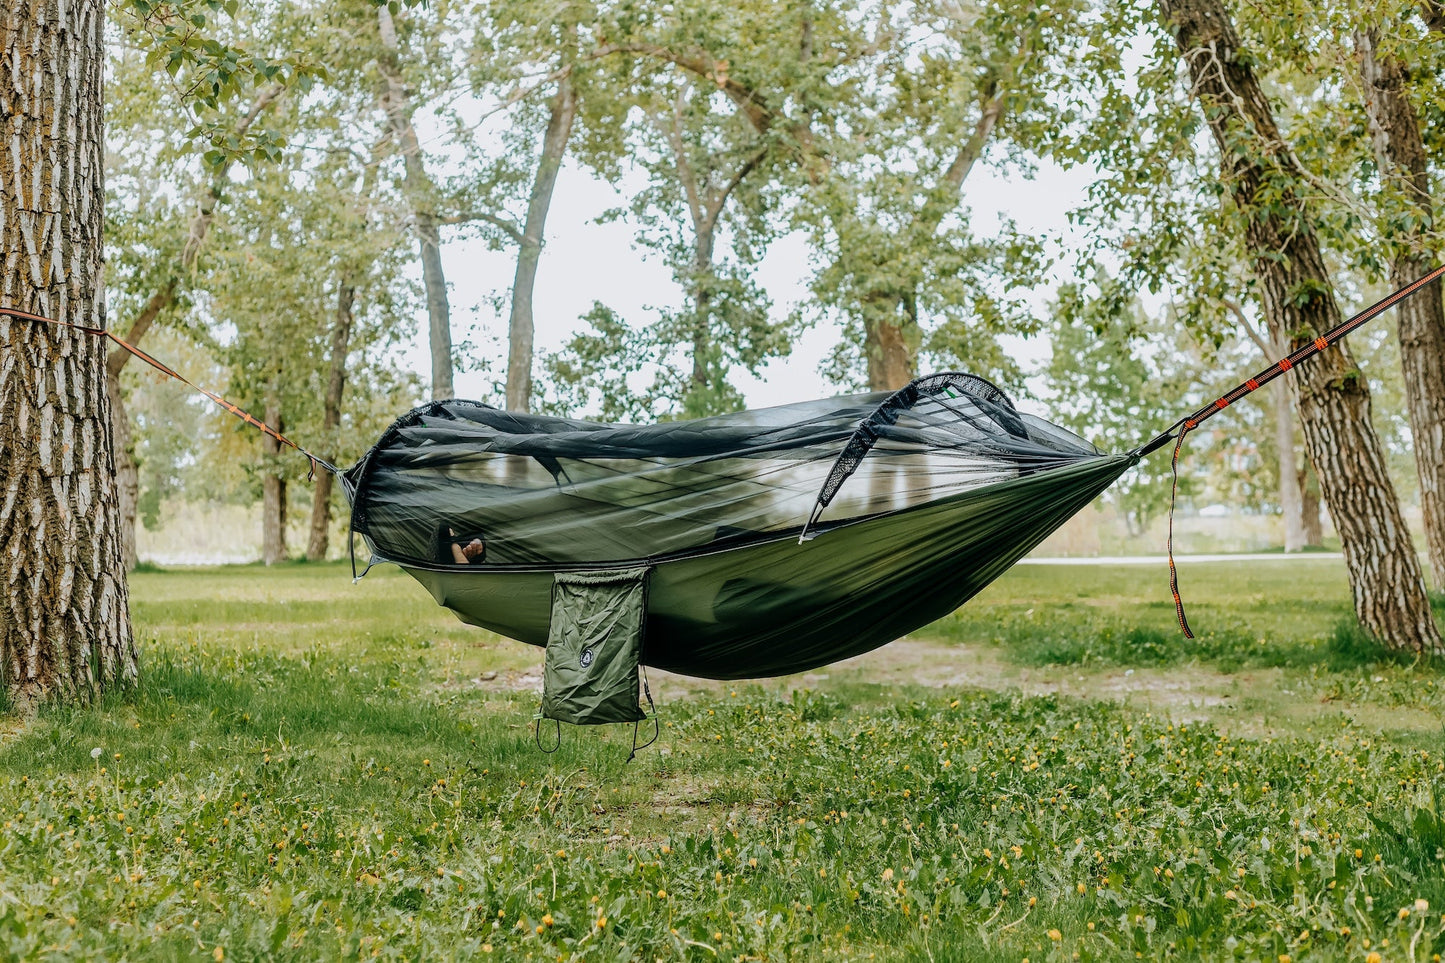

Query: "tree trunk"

xmin=105 ymin=284 xmax=173 ymax=571
xmin=377 ymin=7 xmax=453 ymax=400
xmin=1159 ymin=0 xmax=1441 ymax=653
xmin=1357 ymin=27 xmax=1445 ymax=590
xmin=1300 ymin=465 xmax=1325 ymax=547
xmin=306 ymin=281 xmax=355 ymax=561
xmin=106 ymin=375 xmax=141 ymax=570
xmin=862 ymin=292 xmax=916 ymax=390
xmin=0 ymin=0 xmax=137 ymax=710
xmin=689 ymin=221 xmax=718 ymax=393
xmin=506 ymin=73 xmax=577 ymax=413
xmin=1228 ymin=301 xmax=1308 ymax=552
xmin=262 ymin=400 xmax=287 ymax=565
xmin=1272 ymin=380 xmax=1307 ymax=552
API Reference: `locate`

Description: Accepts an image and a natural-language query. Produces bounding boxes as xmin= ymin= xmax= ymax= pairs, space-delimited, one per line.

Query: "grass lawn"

xmin=2 ymin=558 xmax=1445 ymax=961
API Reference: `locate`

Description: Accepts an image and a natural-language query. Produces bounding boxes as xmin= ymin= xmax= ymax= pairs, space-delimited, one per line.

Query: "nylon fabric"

xmin=344 ymin=376 xmax=1132 ymax=679
xmin=541 ymin=568 xmax=649 ymax=725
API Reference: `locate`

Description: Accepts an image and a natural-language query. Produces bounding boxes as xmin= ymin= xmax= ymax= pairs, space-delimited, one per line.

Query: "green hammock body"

xmin=344 ymin=374 xmax=1135 ymax=679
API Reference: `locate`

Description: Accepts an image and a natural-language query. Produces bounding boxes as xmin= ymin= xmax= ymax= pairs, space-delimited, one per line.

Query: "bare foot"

xmin=451 ymin=538 xmax=484 ymax=564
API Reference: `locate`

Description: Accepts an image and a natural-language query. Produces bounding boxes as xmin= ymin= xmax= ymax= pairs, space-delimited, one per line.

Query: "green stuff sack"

xmin=541 ymin=568 xmax=650 ymax=726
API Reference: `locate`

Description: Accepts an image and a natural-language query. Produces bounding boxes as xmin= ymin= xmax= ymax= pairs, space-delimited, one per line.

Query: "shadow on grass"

xmin=0 ymin=643 xmax=651 ymax=792
xmin=0 ymin=647 xmax=506 ymax=776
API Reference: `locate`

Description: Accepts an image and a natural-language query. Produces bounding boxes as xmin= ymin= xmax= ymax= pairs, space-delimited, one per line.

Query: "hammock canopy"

xmin=345 ymin=373 xmax=1135 ymax=679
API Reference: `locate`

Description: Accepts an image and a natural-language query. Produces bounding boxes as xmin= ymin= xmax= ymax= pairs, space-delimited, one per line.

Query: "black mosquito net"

xmin=344 ymin=373 xmax=1136 ymax=678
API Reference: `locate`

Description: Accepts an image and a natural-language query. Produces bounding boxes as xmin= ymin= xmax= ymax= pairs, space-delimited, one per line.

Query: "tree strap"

xmin=1 ymin=306 xmax=339 ymax=479
xmin=1132 ymin=264 xmax=1445 ymax=637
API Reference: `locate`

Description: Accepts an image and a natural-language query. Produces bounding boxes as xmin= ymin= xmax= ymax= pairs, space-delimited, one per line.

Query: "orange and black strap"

xmin=1134 ymin=263 xmax=1445 ymax=636
xmin=1 ymin=306 xmax=338 ymax=479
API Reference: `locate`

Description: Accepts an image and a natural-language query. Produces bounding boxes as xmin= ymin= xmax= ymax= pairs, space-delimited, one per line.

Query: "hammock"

xmin=339 ymin=266 xmax=1445 ymax=680
xmin=342 ymin=375 xmax=1133 ymax=679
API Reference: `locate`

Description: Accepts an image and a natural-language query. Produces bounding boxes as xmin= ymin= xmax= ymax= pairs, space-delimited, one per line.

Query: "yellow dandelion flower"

xmin=1047 ymin=929 xmax=1062 ymax=941
xmin=213 ymin=949 xmax=225 ymax=963
xmin=657 ymin=889 xmax=667 ymax=899
xmin=882 ymin=868 xmax=894 ymax=882
xmin=1367 ymin=954 xmax=1382 ymax=963
xmin=596 ymin=917 xmax=606 ymax=929
xmin=1076 ymin=883 xmax=1086 ymax=894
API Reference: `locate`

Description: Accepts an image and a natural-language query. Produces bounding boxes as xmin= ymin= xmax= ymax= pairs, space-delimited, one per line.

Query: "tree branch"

xmin=704 ymin=143 xmax=769 ymax=231
xmin=434 ymin=210 xmax=524 ymax=242
xmin=590 ymin=42 xmax=774 ymax=134
xmin=1423 ymin=0 xmax=1445 ymax=34
xmin=1221 ymin=295 xmax=1279 ymax=356
xmin=664 ymin=85 xmax=705 ymax=231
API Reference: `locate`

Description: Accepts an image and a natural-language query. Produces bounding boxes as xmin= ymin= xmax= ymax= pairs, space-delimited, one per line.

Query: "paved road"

xmin=1020 ymin=552 xmax=1345 ymax=566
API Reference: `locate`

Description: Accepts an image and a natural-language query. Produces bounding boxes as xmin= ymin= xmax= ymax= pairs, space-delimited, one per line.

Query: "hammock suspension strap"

xmin=1133 ymin=263 xmax=1445 ymax=636
xmin=1 ymin=306 xmax=339 ymax=479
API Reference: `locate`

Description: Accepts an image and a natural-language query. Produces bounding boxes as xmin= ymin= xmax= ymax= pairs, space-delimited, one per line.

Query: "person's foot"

xmin=450 ymin=538 xmax=484 ymax=564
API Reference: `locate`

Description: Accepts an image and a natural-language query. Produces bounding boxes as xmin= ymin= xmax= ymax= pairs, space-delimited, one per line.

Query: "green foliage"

xmin=4 ymin=562 xmax=1445 ymax=959
xmin=111 ymin=0 xmax=323 ymax=165
xmin=798 ymin=0 xmax=1078 ymax=389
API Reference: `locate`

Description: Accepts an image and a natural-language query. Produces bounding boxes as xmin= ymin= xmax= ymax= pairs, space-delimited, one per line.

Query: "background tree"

xmin=200 ymin=90 xmax=419 ymax=563
xmin=373 ymin=1 xmax=457 ymax=400
xmin=1353 ymin=8 xmax=1445 ymax=588
xmin=804 ymin=0 xmax=1074 ymax=392
xmin=545 ymin=66 xmax=789 ymax=419
xmin=1153 ymin=0 xmax=1438 ymax=653
xmin=106 ymin=47 xmax=287 ymax=569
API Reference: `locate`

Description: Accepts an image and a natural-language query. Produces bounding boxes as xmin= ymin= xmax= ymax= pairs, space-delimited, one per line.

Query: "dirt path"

xmin=457 ymin=632 xmax=1444 ymax=741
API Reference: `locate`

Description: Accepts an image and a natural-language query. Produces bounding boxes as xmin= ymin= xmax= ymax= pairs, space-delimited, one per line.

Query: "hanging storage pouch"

xmin=541 ymin=567 xmax=651 ymax=728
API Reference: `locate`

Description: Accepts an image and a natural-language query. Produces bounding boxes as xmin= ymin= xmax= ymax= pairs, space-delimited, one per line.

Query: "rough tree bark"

xmin=0 ymin=0 xmax=138 ymax=709
xmin=1357 ymin=26 xmax=1445 ymax=590
xmin=377 ymin=6 xmax=453 ymax=400
xmin=305 ymin=281 xmax=355 ymax=561
xmin=505 ymin=73 xmax=577 ymax=414
xmin=1159 ymin=0 xmax=1441 ymax=653
xmin=261 ymin=398 xmax=287 ymax=565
